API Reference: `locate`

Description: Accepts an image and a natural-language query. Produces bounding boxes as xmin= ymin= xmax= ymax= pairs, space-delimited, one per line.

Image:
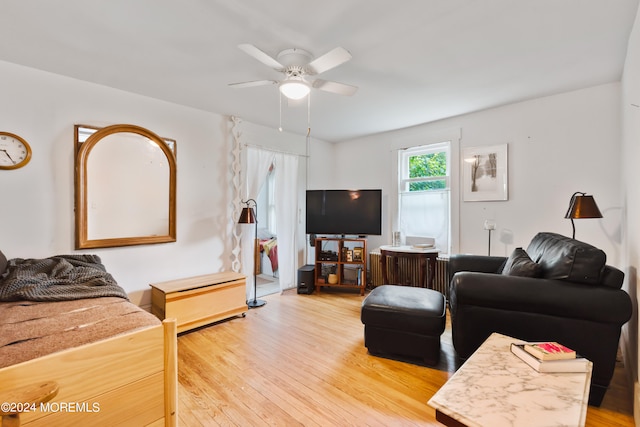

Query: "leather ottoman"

xmin=361 ymin=284 xmax=446 ymax=366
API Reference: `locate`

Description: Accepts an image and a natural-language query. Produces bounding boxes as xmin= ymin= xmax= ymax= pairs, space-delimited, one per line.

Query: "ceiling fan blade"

xmin=228 ymin=80 xmax=278 ymax=89
xmin=312 ymin=79 xmax=358 ymax=96
xmin=238 ymin=44 xmax=284 ymax=70
xmin=307 ymin=47 xmax=352 ymax=75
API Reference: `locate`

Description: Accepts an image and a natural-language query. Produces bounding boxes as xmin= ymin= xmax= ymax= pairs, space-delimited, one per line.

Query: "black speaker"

xmin=297 ymin=265 xmax=315 ymax=295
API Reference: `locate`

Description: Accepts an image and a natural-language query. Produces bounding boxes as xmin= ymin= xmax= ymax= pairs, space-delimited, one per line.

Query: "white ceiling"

xmin=1 ymin=0 xmax=638 ymax=142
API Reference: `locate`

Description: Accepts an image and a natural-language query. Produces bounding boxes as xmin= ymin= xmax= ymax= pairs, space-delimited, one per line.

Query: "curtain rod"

xmin=243 ymin=142 xmax=309 ymax=158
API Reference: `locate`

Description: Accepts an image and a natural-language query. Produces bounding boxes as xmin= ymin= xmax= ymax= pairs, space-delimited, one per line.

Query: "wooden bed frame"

xmin=0 ymin=318 xmax=177 ymax=426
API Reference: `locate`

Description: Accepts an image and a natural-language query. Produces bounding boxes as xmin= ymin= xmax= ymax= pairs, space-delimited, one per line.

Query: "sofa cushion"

xmin=600 ymin=265 xmax=625 ymax=289
xmin=501 ymin=248 xmax=542 ymax=277
xmin=526 ymin=232 xmax=606 ymax=285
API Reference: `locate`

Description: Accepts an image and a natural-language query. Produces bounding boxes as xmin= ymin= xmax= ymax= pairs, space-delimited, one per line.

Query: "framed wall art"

xmin=462 ymin=143 xmax=508 ymax=201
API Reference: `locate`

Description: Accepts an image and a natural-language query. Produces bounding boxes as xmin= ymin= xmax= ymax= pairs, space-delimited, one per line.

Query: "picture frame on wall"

xmin=462 ymin=143 xmax=508 ymax=201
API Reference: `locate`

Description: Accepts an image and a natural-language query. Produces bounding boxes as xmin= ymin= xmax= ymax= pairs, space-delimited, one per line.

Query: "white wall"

xmin=620 ymin=4 xmax=640 ymax=421
xmin=332 ymin=83 xmax=622 ymax=265
xmin=307 ymin=137 xmax=337 ymax=189
xmin=0 ymin=60 xmax=310 ymax=306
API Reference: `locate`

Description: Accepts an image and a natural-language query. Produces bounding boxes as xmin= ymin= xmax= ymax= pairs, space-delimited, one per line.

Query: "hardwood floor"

xmin=177 ymin=289 xmax=634 ymax=426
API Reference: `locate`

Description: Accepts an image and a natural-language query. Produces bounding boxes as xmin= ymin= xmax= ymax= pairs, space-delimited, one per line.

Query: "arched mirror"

xmin=75 ymin=124 xmax=177 ymax=249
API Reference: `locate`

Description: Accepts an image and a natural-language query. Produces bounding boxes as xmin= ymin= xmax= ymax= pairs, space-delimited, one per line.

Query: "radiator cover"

xmin=369 ymin=250 xmax=449 ymax=299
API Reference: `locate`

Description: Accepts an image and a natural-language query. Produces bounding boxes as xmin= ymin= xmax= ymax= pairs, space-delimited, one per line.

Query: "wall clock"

xmin=0 ymin=131 xmax=32 ymax=170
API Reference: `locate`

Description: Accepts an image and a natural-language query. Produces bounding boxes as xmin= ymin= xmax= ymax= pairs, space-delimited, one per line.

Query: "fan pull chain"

xmin=278 ymin=92 xmax=283 ymax=132
xmin=307 ymin=91 xmax=311 ymax=137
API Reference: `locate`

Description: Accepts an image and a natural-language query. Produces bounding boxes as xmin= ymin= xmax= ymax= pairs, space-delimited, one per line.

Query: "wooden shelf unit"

xmin=314 ymin=237 xmax=367 ymax=295
xmin=150 ymin=271 xmax=246 ymax=333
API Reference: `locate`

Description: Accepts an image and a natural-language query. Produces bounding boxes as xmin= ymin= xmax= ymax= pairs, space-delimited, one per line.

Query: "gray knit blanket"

xmin=0 ymin=255 xmax=128 ymax=302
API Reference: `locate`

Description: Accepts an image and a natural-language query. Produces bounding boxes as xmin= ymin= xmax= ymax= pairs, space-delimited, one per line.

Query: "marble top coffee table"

xmin=428 ymin=332 xmax=592 ymax=427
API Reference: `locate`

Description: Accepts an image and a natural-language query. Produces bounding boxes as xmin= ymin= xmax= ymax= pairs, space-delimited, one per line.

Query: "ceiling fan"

xmin=229 ymin=44 xmax=358 ymax=100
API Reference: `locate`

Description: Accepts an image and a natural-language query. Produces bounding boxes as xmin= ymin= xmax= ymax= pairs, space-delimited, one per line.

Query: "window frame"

xmin=399 ymin=142 xmax=450 ymax=194
xmin=397 ymin=140 xmax=453 ymax=255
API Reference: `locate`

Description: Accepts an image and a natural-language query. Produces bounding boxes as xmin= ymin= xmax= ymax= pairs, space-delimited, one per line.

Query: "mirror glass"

xmin=75 ymin=124 xmax=177 ymax=249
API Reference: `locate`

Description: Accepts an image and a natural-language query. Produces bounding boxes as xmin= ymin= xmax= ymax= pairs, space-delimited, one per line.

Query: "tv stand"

xmin=314 ymin=237 xmax=367 ymax=295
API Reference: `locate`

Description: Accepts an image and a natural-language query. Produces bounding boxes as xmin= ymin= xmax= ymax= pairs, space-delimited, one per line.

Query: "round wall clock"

xmin=0 ymin=131 xmax=32 ymax=170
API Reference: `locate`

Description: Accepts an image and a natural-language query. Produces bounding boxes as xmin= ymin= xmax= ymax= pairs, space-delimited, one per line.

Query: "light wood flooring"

xmin=177 ymin=289 xmax=634 ymax=426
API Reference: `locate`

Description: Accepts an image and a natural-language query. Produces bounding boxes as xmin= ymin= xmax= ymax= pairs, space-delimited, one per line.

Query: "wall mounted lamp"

xmin=564 ymin=191 xmax=602 ymax=239
xmin=237 ymin=198 xmax=266 ymax=308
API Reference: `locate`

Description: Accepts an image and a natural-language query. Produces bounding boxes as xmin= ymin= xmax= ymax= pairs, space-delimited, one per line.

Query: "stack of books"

xmin=510 ymin=341 xmax=590 ymax=373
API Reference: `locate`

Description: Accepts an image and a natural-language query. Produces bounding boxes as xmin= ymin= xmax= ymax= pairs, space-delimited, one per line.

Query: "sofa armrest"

xmin=450 ymin=272 xmax=632 ymax=324
xmin=449 ymin=254 xmax=506 ymax=281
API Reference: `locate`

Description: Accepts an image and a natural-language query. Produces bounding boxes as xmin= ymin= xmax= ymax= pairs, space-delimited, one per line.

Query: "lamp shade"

xmin=238 ymin=207 xmax=256 ymax=224
xmin=564 ymin=194 xmax=602 ymax=219
xmin=279 ymin=80 xmax=310 ymax=100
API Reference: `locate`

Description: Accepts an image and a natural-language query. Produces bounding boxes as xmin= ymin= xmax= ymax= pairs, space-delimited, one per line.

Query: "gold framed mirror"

xmin=74 ymin=124 xmax=177 ymax=249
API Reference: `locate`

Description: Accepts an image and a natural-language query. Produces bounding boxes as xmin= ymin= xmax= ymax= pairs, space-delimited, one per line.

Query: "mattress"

xmin=0 ymin=297 xmax=160 ymax=368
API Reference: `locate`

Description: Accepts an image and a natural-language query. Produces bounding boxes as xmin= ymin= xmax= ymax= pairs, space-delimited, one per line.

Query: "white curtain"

xmin=242 ymin=147 xmax=299 ymax=299
xmin=273 ymin=152 xmax=299 ymax=291
xmin=399 ymin=189 xmax=450 ymax=254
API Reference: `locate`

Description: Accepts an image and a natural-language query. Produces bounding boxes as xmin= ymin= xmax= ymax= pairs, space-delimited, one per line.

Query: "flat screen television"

xmin=306 ymin=189 xmax=382 ymax=236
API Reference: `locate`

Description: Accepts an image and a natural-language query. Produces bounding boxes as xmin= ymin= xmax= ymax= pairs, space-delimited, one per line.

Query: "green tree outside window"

xmin=409 ymin=152 xmax=447 ymax=191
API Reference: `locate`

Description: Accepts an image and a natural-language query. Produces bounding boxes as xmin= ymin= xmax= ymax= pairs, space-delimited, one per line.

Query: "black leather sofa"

xmin=448 ymin=232 xmax=632 ymax=406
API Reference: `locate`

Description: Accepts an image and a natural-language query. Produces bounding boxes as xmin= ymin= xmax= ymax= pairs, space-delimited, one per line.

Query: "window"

xmin=398 ymin=142 xmax=450 ymax=253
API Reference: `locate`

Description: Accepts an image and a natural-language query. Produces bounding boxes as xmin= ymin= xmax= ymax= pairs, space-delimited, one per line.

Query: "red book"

xmin=511 ymin=344 xmax=589 ymax=373
xmin=523 ymin=342 xmax=576 ymax=361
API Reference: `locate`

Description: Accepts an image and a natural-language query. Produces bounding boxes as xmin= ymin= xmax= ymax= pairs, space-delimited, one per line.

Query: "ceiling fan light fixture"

xmin=279 ymin=80 xmax=310 ymax=100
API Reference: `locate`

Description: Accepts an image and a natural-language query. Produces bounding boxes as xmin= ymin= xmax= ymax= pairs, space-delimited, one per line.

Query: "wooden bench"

xmin=150 ymin=272 xmax=246 ymax=333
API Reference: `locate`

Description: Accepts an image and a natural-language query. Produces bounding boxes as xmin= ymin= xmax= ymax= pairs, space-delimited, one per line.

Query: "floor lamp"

xmin=238 ymin=198 xmax=266 ymax=308
xmin=564 ymin=191 xmax=602 ymax=239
